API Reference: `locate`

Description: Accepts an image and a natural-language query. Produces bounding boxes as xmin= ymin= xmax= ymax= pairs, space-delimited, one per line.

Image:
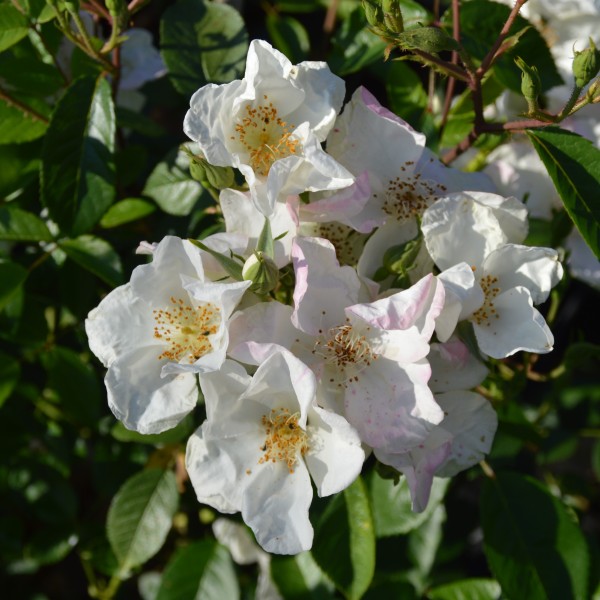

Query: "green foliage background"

xmin=0 ymin=0 xmax=599 ymax=598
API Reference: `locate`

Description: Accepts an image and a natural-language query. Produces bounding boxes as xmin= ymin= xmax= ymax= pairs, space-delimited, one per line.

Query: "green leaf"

xmin=0 ymin=4 xmax=29 ymax=53
xmin=481 ymin=471 xmax=590 ymax=600
xmin=369 ymin=470 xmax=449 ymax=537
xmin=41 ymin=346 xmax=101 ymax=426
xmin=407 ymin=504 xmax=445 ymax=579
xmin=111 ymin=414 xmax=195 ymax=445
xmin=444 ymin=1 xmax=562 ymax=93
xmin=0 ymin=94 xmax=49 ymax=144
xmin=115 ymin=106 xmax=167 ymax=138
xmin=155 ymin=539 xmax=239 ymax=600
xmin=107 ymin=468 xmax=179 ymax=573
xmin=0 ymin=206 xmax=52 ymax=241
xmin=563 ymin=342 xmax=600 ymax=374
xmin=386 ymin=61 xmax=428 ymax=130
xmin=41 ymin=76 xmax=116 ymax=236
xmin=100 ymin=198 xmax=156 ymax=228
xmin=189 ymin=239 xmax=243 ymax=281
xmin=60 ymin=235 xmax=123 ymax=287
xmin=0 ymin=350 xmax=20 ymax=408
xmin=271 ymin=551 xmax=334 ymax=599
xmin=0 ymin=260 xmax=27 ymax=311
xmin=143 ymin=150 xmax=205 ymax=216
xmin=266 ymin=14 xmax=310 ymax=63
xmin=0 ymin=54 xmax=63 ymax=97
xmin=0 ymin=141 xmax=41 ymax=198
xmin=528 ymin=127 xmax=600 ymax=258
xmin=312 ymin=476 xmax=375 ymax=600
xmin=160 ymin=0 xmax=248 ymax=97
xmin=427 ymin=578 xmax=502 ymax=600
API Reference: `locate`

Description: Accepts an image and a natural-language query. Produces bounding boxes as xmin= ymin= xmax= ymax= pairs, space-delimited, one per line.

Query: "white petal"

xmin=435 ymin=390 xmax=498 ymax=477
xmin=305 ymin=405 xmax=365 ymax=497
xmin=242 ymin=461 xmax=314 ymax=554
xmin=473 ymin=287 xmax=554 ymax=358
xmin=106 ymin=348 xmax=198 ymax=434
xmin=212 ymin=518 xmax=267 ymax=566
xmin=566 ymin=229 xmax=600 ymax=290
xmin=199 ymin=359 xmax=251 ymax=421
xmin=483 ymin=244 xmax=563 ymax=304
xmin=429 ymin=339 xmax=488 ymax=393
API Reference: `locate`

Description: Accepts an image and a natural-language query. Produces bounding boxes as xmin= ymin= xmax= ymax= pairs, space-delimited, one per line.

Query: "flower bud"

xmin=515 ymin=56 xmax=541 ymax=105
xmin=242 ymin=252 xmax=279 ymax=295
xmin=382 ymin=0 xmax=404 ymax=34
xmin=573 ymin=38 xmax=600 ymax=88
xmin=362 ymin=0 xmax=384 ymax=31
xmin=397 ymin=27 xmax=460 ymax=54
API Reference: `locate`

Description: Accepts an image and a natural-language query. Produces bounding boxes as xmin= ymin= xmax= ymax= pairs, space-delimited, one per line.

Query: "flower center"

xmin=472 ymin=274 xmax=501 ymax=326
xmin=313 ymin=323 xmax=378 ymax=385
xmin=312 ymin=222 xmax=365 ymax=266
xmin=377 ymin=172 xmax=446 ymax=222
xmin=153 ymin=297 xmax=221 ymax=364
xmin=234 ymin=96 xmax=299 ymax=177
xmin=258 ymin=407 xmax=309 ymax=473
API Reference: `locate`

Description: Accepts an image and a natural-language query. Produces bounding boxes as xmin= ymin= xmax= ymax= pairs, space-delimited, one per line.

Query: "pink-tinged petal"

xmin=305 ymin=405 xmax=365 ymax=497
xmin=105 ymin=348 xmax=198 ymax=434
xmin=429 ymin=339 xmax=488 ymax=393
xmin=346 ymin=274 xmax=444 ymax=339
xmin=243 ymin=461 xmax=314 ymax=555
xmin=483 ymin=244 xmax=563 ymax=304
xmin=326 ymin=87 xmax=425 ymax=182
xmin=435 ymin=391 xmax=498 ymax=477
xmin=292 ymin=237 xmax=362 ymax=334
xmin=375 ymin=429 xmax=452 ymax=512
xmin=436 ymin=263 xmax=484 ymax=342
xmin=473 ymin=287 xmax=554 ymax=358
xmin=301 ymin=172 xmax=384 ymax=233
xmin=343 ymin=359 xmax=443 ymax=453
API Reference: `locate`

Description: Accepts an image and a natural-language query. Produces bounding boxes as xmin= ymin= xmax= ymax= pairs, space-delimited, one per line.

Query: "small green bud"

xmin=572 ymin=38 xmax=600 ymax=88
xmin=362 ymin=0 xmax=383 ymax=30
xmin=242 ymin=252 xmax=280 ymax=295
xmin=383 ymin=237 xmax=421 ymax=277
xmin=515 ymin=56 xmax=541 ymax=105
xmin=382 ymin=0 xmax=404 ymax=34
xmin=396 ymin=27 xmax=460 ymax=54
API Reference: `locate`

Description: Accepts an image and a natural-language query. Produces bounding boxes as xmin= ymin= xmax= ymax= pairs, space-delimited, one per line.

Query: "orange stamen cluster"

xmin=258 ymin=408 xmax=309 ymax=473
xmin=472 ymin=274 xmax=501 ymax=326
xmin=233 ymin=95 xmax=299 ymax=176
xmin=153 ymin=297 xmax=221 ymax=363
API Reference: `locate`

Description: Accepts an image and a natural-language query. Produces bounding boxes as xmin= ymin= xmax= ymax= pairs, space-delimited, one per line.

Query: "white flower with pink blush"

xmin=183 ymin=40 xmax=353 ymax=216
xmin=185 ymin=351 xmax=365 ymax=555
xmin=229 ymin=236 xmax=446 ymax=455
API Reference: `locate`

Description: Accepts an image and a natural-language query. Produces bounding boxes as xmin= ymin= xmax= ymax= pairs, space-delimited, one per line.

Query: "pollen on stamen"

xmin=258 ymin=407 xmax=309 ymax=474
xmin=234 ymin=95 xmax=299 ymax=177
xmin=472 ymin=274 xmax=501 ymax=326
xmin=153 ymin=297 xmax=221 ymax=363
xmin=381 ymin=171 xmax=445 ymax=222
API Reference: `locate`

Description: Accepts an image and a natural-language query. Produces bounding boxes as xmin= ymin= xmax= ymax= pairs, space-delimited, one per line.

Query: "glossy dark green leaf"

xmin=386 ymin=61 xmax=428 ymax=130
xmin=0 ymin=54 xmax=63 ymax=97
xmin=312 ymin=476 xmax=375 ymax=600
xmin=528 ymin=127 xmax=600 ymax=258
xmin=481 ymin=471 xmax=590 ymax=600
xmin=107 ymin=468 xmax=179 ymax=572
xmin=0 ymin=94 xmax=49 ymax=144
xmin=270 ymin=552 xmax=334 ymax=599
xmin=0 ymin=260 xmax=28 ymax=311
xmin=155 ymin=539 xmax=239 ymax=600
xmin=60 ymin=235 xmax=123 ymax=287
xmin=41 ymin=346 xmax=101 ymax=426
xmin=0 ymin=4 xmax=29 ymax=52
xmin=0 ymin=141 xmax=41 ymax=198
xmin=0 ymin=206 xmax=52 ymax=241
xmin=100 ymin=198 xmax=156 ymax=228
xmin=369 ymin=470 xmax=448 ymax=537
xmin=444 ymin=1 xmax=562 ymax=93
xmin=266 ymin=14 xmax=309 ymax=63
xmin=428 ymin=578 xmax=502 ymax=600
xmin=160 ymin=0 xmax=248 ymax=97
xmin=0 ymin=350 xmax=20 ymax=408
xmin=143 ymin=151 xmax=205 ymax=216
xmin=41 ymin=76 xmax=116 ymax=236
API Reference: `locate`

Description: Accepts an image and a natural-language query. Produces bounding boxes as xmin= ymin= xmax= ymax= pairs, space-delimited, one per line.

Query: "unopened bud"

xmin=515 ymin=56 xmax=541 ymax=104
xmin=382 ymin=0 xmax=404 ymax=34
xmin=396 ymin=27 xmax=460 ymax=54
xmin=573 ymin=38 xmax=600 ymax=88
xmin=362 ymin=0 xmax=383 ymax=30
xmin=242 ymin=252 xmax=279 ymax=295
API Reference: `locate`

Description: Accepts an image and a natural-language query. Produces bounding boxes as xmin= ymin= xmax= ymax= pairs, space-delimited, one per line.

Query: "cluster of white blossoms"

xmin=86 ymin=40 xmax=564 ymax=554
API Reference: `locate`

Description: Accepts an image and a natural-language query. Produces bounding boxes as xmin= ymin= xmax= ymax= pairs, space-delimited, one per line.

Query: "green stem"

xmin=557 ymin=85 xmax=583 ymax=120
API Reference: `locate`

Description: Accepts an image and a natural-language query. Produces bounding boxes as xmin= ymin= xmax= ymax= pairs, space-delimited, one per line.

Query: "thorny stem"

xmin=0 ymin=87 xmax=49 ymax=124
